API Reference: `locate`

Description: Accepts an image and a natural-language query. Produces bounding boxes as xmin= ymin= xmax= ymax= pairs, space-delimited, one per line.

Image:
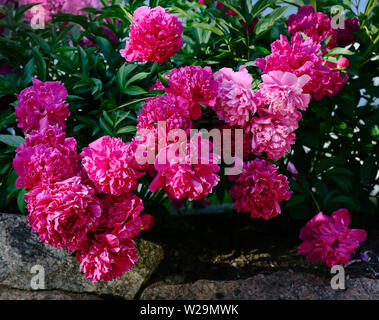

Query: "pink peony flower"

xmin=61 ymin=0 xmax=102 ymax=14
xmin=152 ymin=65 xmax=219 ymax=120
xmin=287 ymin=5 xmax=337 ymax=49
xmin=212 ymin=65 xmax=258 ymax=127
xmin=336 ymin=17 xmax=360 ymax=47
xmin=13 ymin=144 xmax=79 ymax=191
xmin=15 ymin=78 xmax=70 ymax=133
xmin=246 ymin=111 xmax=301 ymax=160
xmin=120 ymin=6 xmax=183 ymax=64
xmin=149 ymin=134 xmax=220 ymax=201
xmin=256 ymin=33 xmax=347 ymax=100
xmin=25 ymin=176 xmax=102 ymax=251
xmin=81 ymin=136 xmax=145 ymax=196
xmin=258 ymin=71 xmax=311 ymax=116
xmin=137 ymin=94 xmax=192 ymax=136
xmin=298 ymin=209 xmax=367 ymax=267
xmin=230 ymin=159 xmax=292 ymax=220
xmin=77 ymin=234 xmax=138 ymax=282
xmin=20 ymin=0 xmax=102 ymax=22
xmin=77 ymin=192 xmax=150 ymax=282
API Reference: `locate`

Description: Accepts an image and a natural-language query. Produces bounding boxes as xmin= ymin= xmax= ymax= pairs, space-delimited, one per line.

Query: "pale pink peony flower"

xmin=15 ymin=78 xmax=70 ymax=133
xmin=298 ymin=209 xmax=367 ymax=267
xmin=61 ymin=0 xmax=102 ymax=14
xmin=255 ymin=33 xmax=347 ymax=101
xmin=287 ymin=5 xmax=337 ymax=49
xmin=152 ymin=65 xmax=219 ymax=120
xmin=120 ymin=6 xmax=183 ymax=64
xmin=258 ymin=71 xmax=311 ymax=116
xmin=230 ymin=159 xmax=292 ymax=220
xmin=246 ymin=111 xmax=301 ymax=160
xmin=81 ymin=136 xmax=145 ymax=196
xmin=137 ymin=94 xmax=192 ymax=136
xmin=20 ymin=0 xmax=102 ymax=22
xmin=212 ymin=65 xmax=258 ymax=127
xmin=77 ymin=192 xmax=150 ymax=282
xmin=25 ymin=176 xmax=102 ymax=251
xmin=149 ymin=134 xmax=220 ymax=201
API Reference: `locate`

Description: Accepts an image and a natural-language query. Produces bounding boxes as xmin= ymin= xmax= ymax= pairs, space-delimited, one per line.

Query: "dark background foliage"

xmin=0 ymin=0 xmax=378 ymax=231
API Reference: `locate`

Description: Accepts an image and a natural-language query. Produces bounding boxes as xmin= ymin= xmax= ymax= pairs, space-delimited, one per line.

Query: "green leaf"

xmin=116 ymin=126 xmax=136 ymax=135
xmin=360 ymin=157 xmax=377 ymax=185
xmin=0 ymin=135 xmax=25 ymax=148
xmin=32 ymin=48 xmax=46 ymax=82
xmin=158 ymin=73 xmax=169 ymax=88
xmin=17 ymin=188 xmax=27 ymax=214
xmin=254 ymin=6 xmax=288 ymax=38
xmin=325 ymin=47 xmax=355 ymax=56
xmin=124 ymin=72 xmax=150 ymax=87
xmin=192 ymin=23 xmax=224 ymax=36
xmin=124 ymin=85 xmax=147 ymax=95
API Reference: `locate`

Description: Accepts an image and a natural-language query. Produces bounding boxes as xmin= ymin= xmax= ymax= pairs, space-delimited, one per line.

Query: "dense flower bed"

xmin=0 ymin=0 xmax=376 ymax=282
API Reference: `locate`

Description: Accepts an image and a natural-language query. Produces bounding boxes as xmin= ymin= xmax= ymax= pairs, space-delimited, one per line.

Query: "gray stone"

xmin=0 ymin=285 xmax=102 ymax=300
xmin=141 ymin=270 xmax=379 ymax=300
xmin=0 ymin=213 xmax=164 ymax=299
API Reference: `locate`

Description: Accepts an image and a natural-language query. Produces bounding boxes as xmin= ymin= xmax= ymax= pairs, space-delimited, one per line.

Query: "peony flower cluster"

xmin=230 ymin=159 xmax=292 ymax=220
xmin=120 ymin=6 xmax=183 ymax=64
xmin=15 ymin=78 xmax=70 ymax=133
xmin=287 ymin=5 xmax=359 ymax=49
xmin=14 ymin=79 xmax=154 ymax=282
xmin=298 ymin=209 xmax=367 ymax=266
xmin=256 ymin=33 xmax=348 ymax=101
xmin=287 ymin=4 xmax=337 ymax=49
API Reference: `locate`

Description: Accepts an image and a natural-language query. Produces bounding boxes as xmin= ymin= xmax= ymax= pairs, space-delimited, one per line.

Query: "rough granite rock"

xmin=0 ymin=285 xmax=102 ymax=300
xmin=0 ymin=213 xmax=164 ymax=300
xmin=141 ymin=271 xmax=379 ymax=300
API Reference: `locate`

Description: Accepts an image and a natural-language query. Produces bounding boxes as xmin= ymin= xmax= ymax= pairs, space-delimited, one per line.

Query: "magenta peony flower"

xmin=81 ymin=136 xmax=145 ymax=196
xmin=152 ymin=65 xmax=219 ymax=120
xmin=120 ymin=6 xmax=183 ymax=64
xmin=230 ymin=159 xmax=292 ymax=220
xmin=137 ymin=94 xmax=192 ymax=136
xmin=212 ymin=65 xmax=258 ymax=128
xmin=77 ymin=192 xmax=149 ymax=282
xmin=336 ymin=17 xmax=360 ymax=47
xmin=13 ymin=145 xmax=79 ymax=191
xmin=77 ymin=234 xmax=138 ymax=282
xmin=246 ymin=111 xmax=301 ymax=160
xmin=287 ymin=5 xmax=337 ymax=49
xmin=258 ymin=71 xmax=311 ymax=117
xmin=25 ymin=176 xmax=102 ymax=251
xmin=149 ymin=134 xmax=220 ymax=201
xmin=256 ymin=33 xmax=347 ymax=101
xmin=15 ymin=78 xmax=70 ymax=133
xmin=298 ymin=209 xmax=367 ymax=266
